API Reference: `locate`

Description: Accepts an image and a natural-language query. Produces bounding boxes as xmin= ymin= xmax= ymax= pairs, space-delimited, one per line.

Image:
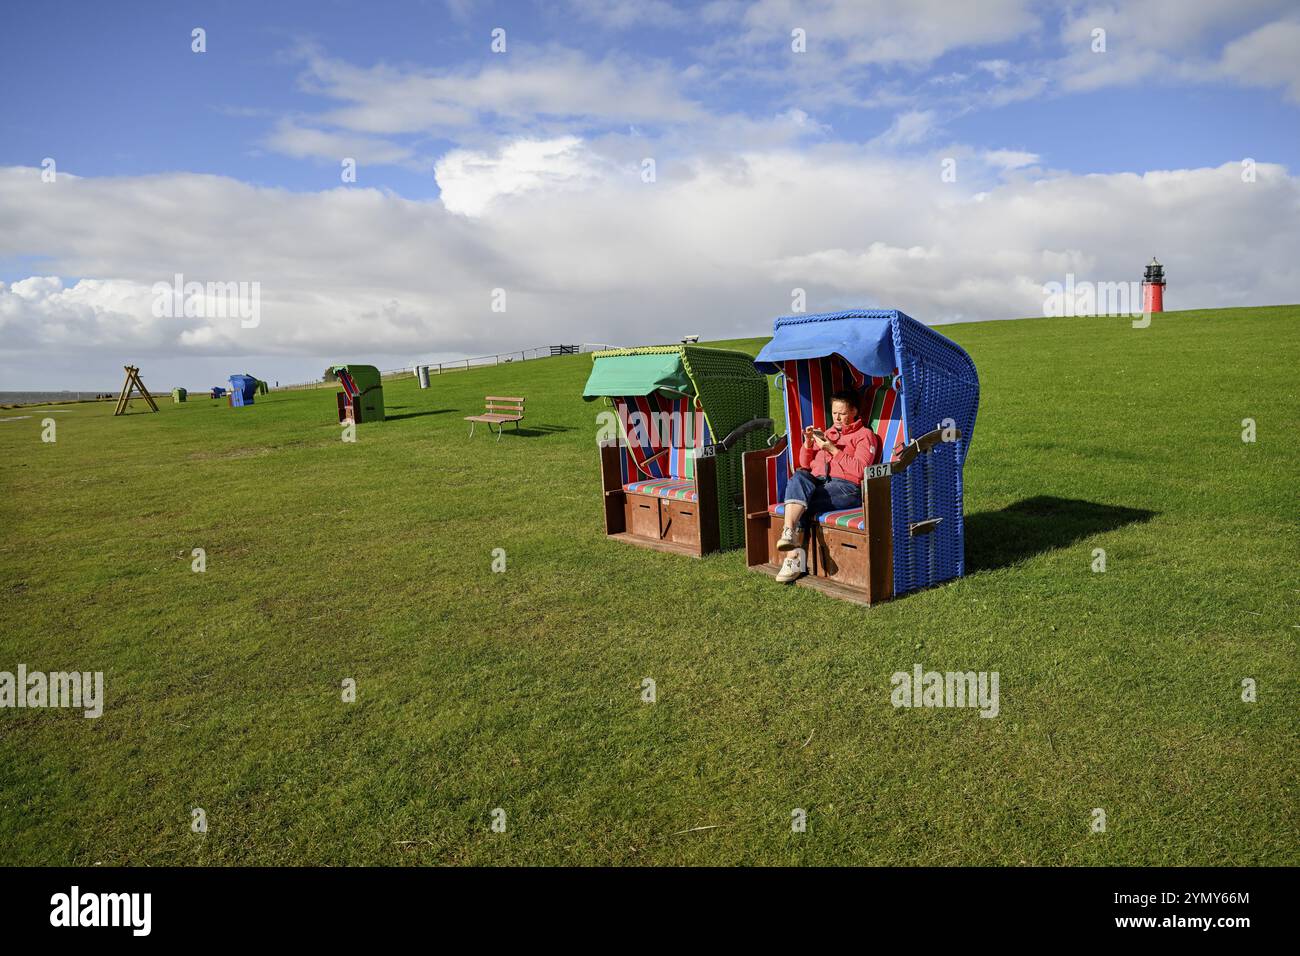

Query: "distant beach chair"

xmin=331 ymin=365 xmax=385 ymax=424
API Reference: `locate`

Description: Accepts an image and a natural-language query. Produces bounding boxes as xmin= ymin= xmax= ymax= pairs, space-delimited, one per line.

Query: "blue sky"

xmin=5 ymin=1 xmax=1295 ymax=187
xmin=1 ymin=0 xmax=1297 ymax=388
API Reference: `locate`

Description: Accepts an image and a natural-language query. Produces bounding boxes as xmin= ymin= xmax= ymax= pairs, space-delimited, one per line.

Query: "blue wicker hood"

xmin=753 ymin=310 xmax=903 ymax=378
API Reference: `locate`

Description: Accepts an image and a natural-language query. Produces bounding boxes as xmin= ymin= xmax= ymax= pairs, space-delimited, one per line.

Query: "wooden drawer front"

xmin=662 ymin=499 xmax=700 ymax=548
xmin=625 ymin=495 xmax=661 ymax=539
xmin=815 ymin=526 xmax=868 ymax=588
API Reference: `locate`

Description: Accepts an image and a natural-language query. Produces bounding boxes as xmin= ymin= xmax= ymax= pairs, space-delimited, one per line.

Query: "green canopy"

xmin=582 ymin=351 xmax=694 ymax=400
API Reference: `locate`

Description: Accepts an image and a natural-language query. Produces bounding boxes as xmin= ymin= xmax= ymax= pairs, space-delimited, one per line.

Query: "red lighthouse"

xmin=1142 ymin=257 xmax=1165 ymax=313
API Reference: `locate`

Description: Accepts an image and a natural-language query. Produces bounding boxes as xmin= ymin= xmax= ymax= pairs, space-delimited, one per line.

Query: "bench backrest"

xmin=484 ymin=396 xmax=524 ymax=416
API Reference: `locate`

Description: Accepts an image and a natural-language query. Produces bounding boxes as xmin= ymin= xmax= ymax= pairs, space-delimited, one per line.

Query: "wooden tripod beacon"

xmin=113 ymin=365 xmax=159 ymax=416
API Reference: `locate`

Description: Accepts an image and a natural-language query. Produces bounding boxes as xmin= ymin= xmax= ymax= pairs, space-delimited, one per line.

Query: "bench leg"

xmin=494 ymin=421 xmax=504 ymax=443
xmin=467 ymin=420 xmax=476 ymax=439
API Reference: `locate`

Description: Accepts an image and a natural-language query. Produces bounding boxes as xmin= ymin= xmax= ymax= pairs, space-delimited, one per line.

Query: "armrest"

xmin=631 ymin=446 xmax=671 ymax=479
xmin=692 ymin=418 xmax=776 ymax=460
xmin=883 ymin=426 xmax=963 ymax=475
xmin=598 ymin=438 xmax=672 ymax=481
xmin=742 ymin=434 xmax=787 ymax=516
xmin=716 ymin=417 xmax=774 ymax=452
xmin=746 ymin=433 xmax=788 ymax=461
xmin=741 ymin=434 xmax=788 ymax=473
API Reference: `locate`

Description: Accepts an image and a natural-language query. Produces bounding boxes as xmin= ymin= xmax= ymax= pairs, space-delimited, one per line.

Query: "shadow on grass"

xmin=467 ymin=424 xmax=575 ymax=438
xmin=965 ymin=496 xmax=1157 ymax=573
xmin=385 ymin=408 xmax=457 ymax=420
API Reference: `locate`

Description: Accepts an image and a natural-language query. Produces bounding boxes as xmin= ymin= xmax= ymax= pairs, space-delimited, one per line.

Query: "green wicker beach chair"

xmin=583 ymin=345 xmax=772 ymax=556
xmin=331 ymin=364 xmax=385 ymax=424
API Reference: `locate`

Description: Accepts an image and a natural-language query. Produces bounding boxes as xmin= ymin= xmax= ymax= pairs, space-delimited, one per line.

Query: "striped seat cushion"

xmin=818 ymin=508 xmax=866 ymax=531
xmin=767 ymin=502 xmax=865 ymax=532
xmin=625 ymin=478 xmax=698 ymax=502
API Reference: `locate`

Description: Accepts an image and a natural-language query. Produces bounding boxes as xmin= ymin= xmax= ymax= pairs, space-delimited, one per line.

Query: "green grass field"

xmin=2 ymin=305 xmax=1297 ymax=866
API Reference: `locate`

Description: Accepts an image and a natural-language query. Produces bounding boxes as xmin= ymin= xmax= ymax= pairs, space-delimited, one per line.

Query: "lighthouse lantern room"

xmin=1142 ymin=257 xmax=1166 ymax=313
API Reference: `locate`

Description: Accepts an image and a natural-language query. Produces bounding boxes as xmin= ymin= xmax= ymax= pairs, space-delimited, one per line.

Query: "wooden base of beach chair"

xmin=743 ymin=444 xmax=895 ymax=604
xmin=598 ymin=440 xmax=721 ymax=557
xmin=745 ymin=510 xmax=894 ymax=605
xmin=601 ymin=489 xmax=720 ymax=558
xmin=749 ymin=561 xmax=880 ymax=606
xmin=605 ymin=532 xmax=706 ymax=558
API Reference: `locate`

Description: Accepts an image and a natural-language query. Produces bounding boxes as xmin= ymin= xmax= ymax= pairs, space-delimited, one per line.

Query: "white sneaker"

xmin=775 ymin=551 xmax=805 ymax=583
xmin=776 ymin=526 xmax=802 ymax=551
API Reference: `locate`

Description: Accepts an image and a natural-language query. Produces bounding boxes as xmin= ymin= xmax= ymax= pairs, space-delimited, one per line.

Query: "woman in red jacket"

xmin=775 ymin=390 xmax=881 ymax=583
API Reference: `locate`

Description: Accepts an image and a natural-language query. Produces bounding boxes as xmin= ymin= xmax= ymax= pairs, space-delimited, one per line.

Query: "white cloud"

xmin=778 ymin=108 xmax=830 ymax=135
xmin=738 ymin=0 xmax=1041 ymax=66
xmin=263 ymin=120 xmax=426 ymax=169
xmin=1219 ymin=18 xmax=1300 ymax=103
xmin=291 ymin=45 xmax=704 ymax=138
xmin=2 ymin=152 xmax=1297 ymax=385
xmin=434 ymin=137 xmax=611 ymax=217
xmin=766 ymin=160 xmax=1300 ymax=320
xmin=0 ymin=277 xmax=175 ymax=350
xmin=983 ymin=149 xmax=1041 ymax=170
xmin=1056 ymin=0 xmax=1295 ymax=92
xmin=874 ymin=110 xmax=937 ymax=148
xmin=565 ymin=0 xmax=689 ymax=29
xmin=977 ymin=60 xmax=1013 ymax=81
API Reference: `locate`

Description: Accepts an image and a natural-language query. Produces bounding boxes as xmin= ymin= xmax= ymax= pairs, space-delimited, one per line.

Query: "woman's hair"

xmin=829 ymin=389 xmax=859 ymax=412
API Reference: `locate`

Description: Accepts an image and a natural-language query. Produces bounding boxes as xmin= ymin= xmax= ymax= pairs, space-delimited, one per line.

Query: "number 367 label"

xmin=865 ymin=463 xmax=892 ymax=480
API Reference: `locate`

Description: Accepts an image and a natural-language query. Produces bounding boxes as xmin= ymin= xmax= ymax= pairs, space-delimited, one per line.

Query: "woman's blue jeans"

xmin=784 ymin=470 xmax=862 ymax=527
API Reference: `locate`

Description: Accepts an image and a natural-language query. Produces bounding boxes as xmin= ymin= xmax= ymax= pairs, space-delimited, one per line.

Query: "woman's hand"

xmin=803 ymin=425 xmax=817 ymax=449
xmin=816 ymin=436 xmax=837 ymax=454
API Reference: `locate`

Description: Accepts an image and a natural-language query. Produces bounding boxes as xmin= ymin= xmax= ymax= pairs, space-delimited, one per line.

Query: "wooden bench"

xmin=465 ymin=396 xmax=524 ymax=441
